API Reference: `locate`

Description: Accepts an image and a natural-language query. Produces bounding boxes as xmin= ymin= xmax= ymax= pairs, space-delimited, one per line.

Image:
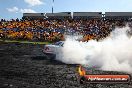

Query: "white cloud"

xmin=24 ymin=0 xmax=44 ymax=6
xmin=7 ymin=7 xmax=37 ymax=13
xmin=20 ymin=9 xmax=36 ymax=13
xmin=7 ymin=7 xmax=19 ymax=13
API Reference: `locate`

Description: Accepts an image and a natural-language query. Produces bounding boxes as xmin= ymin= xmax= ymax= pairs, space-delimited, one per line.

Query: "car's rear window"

xmin=54 ymin=42 xmax=62 ymax=45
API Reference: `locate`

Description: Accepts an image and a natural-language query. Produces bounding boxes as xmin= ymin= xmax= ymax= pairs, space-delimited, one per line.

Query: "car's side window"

xmin=54 ymin=42 xmax=61 ymax=45
xmin=60 ymin=43 xmax=64 ymax=47
xmin=54 ymin=41 xmax=64 ymax=47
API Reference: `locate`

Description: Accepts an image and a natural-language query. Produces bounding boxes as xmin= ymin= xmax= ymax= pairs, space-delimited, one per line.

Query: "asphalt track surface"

xmin=0 ymin=43 xmax=132 ymax=88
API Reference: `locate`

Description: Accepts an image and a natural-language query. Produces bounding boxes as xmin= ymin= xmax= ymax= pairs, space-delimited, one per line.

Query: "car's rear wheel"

xmin=44 ymin=53 xmax=56 ymax=59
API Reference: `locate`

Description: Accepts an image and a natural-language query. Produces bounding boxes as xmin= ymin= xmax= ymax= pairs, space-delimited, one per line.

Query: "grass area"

xmin=0 ymin=39 xmax=51 ymax=45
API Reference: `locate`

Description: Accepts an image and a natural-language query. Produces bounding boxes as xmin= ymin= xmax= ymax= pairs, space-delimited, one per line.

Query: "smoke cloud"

xmin=56 ymin=26 xmax=132 ymax=73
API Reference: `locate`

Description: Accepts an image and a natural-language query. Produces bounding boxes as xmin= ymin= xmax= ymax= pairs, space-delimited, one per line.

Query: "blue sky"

xmin=0 ymin=0 xmax=132 ymax=20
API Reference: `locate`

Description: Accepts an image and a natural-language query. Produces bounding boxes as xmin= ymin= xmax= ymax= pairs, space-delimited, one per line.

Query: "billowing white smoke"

xmin=56 ymin=26 xmax=132 ymax=73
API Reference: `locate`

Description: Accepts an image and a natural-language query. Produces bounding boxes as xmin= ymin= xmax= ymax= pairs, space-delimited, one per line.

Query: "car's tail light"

xmin=45 ymin=47 xmax=49 ymax=50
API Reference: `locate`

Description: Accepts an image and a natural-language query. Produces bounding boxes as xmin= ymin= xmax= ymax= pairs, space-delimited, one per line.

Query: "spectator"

xmin=0 ymin=17 xmax=129 ymax=42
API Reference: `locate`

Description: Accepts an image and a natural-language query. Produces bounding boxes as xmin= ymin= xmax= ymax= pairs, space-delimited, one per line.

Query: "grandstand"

xmin=23 ymin=12 xmax=132 ymax=20
xmin=0 ymin=12 xmax=132 ymax=42
xmin=105 ymin=12 xmax=132 ymax=20
xmin=73 ymin=12 xmax=102 ymax=19
xmin=23 ymin=12 xmax=72 ymax=19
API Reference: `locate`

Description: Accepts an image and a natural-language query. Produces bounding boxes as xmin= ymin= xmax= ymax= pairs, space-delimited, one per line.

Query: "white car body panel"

xmin=43 ymin=41 xmax=64 ymax=56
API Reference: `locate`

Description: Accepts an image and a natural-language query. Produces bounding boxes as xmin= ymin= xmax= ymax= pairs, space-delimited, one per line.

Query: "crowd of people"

xmin=0 ymin=17 xmax=129 ymax=42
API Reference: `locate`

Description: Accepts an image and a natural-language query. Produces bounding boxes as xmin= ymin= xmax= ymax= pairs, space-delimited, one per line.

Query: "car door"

xmin=55 ymin=42 xmax=64 ymax=55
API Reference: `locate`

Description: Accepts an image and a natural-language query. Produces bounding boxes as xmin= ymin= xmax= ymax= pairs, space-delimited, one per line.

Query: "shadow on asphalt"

xmin=31 ymin=56 xmax=78 ymax=67
xmin=31 ymin=56 xmax=48 ymax=60
xmin=31 ymin=56 xmax=66 ymax=65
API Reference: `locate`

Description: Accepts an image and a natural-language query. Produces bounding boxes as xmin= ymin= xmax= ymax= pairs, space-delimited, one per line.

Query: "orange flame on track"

xmin=78 ymin=65 xmax=86 ymax=76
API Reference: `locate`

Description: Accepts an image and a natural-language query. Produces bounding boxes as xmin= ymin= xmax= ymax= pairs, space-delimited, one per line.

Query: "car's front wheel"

xmin=44 ymin=53 xmax=56 ymax=59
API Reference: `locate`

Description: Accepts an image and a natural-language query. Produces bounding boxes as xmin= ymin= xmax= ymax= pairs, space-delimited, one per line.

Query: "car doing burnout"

xmin=43 ymin=41 xmax=64 ymax=59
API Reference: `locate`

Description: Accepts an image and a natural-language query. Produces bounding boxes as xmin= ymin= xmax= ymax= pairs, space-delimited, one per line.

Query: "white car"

xmin=43 ymin=41 xmax=64 ymax=59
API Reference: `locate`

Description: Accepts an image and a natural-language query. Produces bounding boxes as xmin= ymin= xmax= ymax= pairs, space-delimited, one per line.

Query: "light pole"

xmin=52 ymin=0 xmax=54 ymax=13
